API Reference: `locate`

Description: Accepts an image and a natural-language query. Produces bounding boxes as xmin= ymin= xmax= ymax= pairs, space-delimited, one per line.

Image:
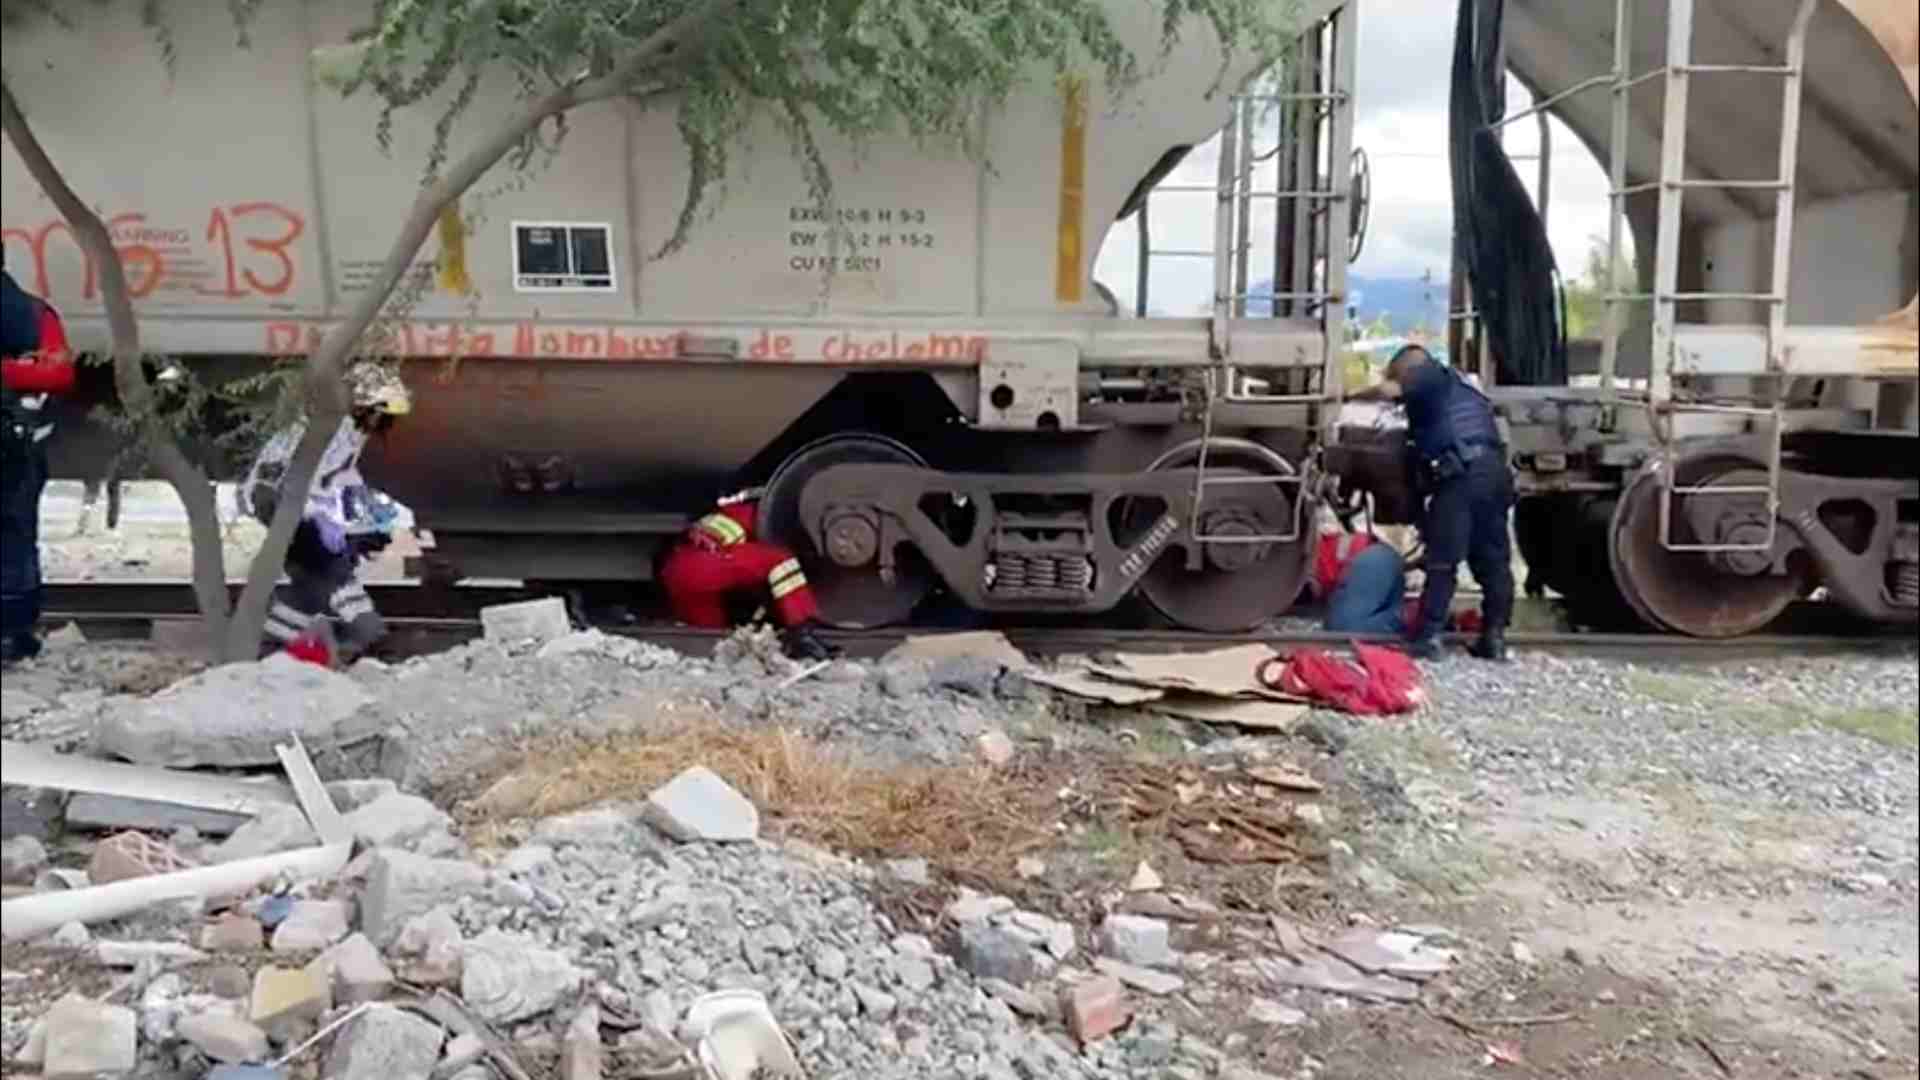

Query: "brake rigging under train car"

xmin=0 ymin=0 xmax=1369 ymax=632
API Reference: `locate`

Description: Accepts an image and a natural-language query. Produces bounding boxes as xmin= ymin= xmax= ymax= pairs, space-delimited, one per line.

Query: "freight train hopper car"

xmin=1 ymin=0 xmax=1371 ymax=632
xmin=1328 ymin=0 xmax=1919 ymax=638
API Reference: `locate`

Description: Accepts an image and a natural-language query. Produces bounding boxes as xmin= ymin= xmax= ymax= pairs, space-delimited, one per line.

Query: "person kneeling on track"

xmin=659 ymin=487 xmax=838 ymax=662
xmin=239 ymin=363 xmax=409 ymax=664
xmin=1309 ymin=528 xmax=1408 ymax=636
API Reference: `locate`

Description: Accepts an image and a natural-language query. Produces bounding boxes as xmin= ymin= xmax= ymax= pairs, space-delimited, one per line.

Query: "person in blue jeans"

xmin=1309 ymin=529 xmax=1407 ymax=635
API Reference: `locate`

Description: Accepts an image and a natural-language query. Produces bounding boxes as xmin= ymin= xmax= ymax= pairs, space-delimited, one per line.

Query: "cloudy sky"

xmin=1092 ymin=0 xmax=1619 ymax=317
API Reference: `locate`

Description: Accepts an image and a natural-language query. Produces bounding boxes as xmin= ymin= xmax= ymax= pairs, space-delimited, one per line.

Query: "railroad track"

xmin=34 ymin=580 xmax=1918 ymax=665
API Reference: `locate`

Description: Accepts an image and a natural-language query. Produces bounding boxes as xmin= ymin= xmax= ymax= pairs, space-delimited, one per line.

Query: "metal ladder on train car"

xmin=1629 ymin=0 xmax=1812 ymax=555
xmin=1138 ymin=1 xmax=1359 ymax=549
xmin=1477 ymin=0 xmax=1813 ymax=556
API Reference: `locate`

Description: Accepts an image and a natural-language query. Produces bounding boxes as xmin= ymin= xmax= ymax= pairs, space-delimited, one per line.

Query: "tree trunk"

xmin=1 ymin=80 xmax=234 ymax=648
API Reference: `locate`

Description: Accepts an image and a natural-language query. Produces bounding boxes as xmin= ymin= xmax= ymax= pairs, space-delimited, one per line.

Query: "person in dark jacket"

xmin=1351 ymin=345 xmax=1515 ymax=661
xmin=2 ymin=258 xmax=77 ymax=665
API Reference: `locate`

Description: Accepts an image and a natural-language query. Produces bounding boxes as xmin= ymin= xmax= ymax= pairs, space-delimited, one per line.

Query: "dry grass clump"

xmin=456 ymin=719 xmax=1067 ymax=876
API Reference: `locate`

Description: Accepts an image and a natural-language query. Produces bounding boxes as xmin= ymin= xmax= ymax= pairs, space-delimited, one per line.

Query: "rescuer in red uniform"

xmin=659 ymin=487 xmax=838 ymax=661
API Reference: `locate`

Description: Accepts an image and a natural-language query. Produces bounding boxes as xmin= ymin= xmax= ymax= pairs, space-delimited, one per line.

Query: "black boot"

xmin=1 ymin=633 xmax=42 ymax=667
xmin=782 ymin=620 xmax=839 ymax=662
xmin=1468 ymin=627 xmax=1508 ymax=662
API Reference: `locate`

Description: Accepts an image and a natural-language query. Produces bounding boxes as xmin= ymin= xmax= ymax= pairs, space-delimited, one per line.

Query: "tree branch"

xmin=0 ymin=77 xmax=232 ymax=646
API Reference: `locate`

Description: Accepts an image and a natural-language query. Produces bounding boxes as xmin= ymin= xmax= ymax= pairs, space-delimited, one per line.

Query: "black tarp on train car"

xmin=1449 ymin=0 xmax=1568 ymax=387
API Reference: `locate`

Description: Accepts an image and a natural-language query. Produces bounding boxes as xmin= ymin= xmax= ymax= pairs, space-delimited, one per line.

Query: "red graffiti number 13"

xmin=202 ymin=202 xmax=305 ymax=298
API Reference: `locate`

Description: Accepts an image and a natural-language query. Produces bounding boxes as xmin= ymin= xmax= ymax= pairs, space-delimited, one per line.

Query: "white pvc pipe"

xmin=1 ymin=843 xmax=351 ymax=943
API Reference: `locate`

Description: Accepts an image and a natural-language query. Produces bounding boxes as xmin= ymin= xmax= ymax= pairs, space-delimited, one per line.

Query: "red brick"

xmin=1062 ymin=975 xmax=1130 ymax=1045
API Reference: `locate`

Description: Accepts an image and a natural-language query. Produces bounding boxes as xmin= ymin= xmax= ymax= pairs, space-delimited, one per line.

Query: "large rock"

xmin=93 ymin=654 xmax=374 ymax=767
xmin=341 ymin=792 xmax=454 ymax=850
xmin=214 ymin=805 xmax=318 ymax=864
xmin=461 ymin=931 xmax=584 ymax=1024
xmin=40 ymin=998 xmax=137 ymax=1078
xmin=322 ymin=1004 xmax=444 ymax=1080
xmin=361 ymin=850 xmax=486 ymax=946
xmin=640 ymin=767 xmax=759 ymax=843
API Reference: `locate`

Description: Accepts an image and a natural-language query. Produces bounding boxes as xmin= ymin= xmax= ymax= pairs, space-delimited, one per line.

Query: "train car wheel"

xmin=760 ymin=434 xmax=935 ymax=629
xmin=1132 ymin=439 xmax=1310 ymax=633
xmin=1608 ymin=454 xmax=1807 ymax=639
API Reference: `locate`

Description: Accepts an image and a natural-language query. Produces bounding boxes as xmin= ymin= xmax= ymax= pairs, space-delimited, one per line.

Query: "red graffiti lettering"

xmin=749 ymin=329 xmax=795 ymax=359
xmin=5 ymin=200 xmax=306 ymax=304
xmin=262 ymin=322 xmax=987 ymax=365
xmin=1 ymin=213 xmax=164 ymax=301
xmin=201 ymin=202 xmax=306 ymax=298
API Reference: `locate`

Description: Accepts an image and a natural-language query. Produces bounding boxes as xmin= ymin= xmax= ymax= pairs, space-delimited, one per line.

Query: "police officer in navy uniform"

xmin=1352 ymin=344 xmax=1514 ymax=661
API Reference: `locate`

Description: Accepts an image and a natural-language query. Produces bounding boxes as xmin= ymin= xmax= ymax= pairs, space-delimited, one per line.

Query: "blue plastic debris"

xmin=255 ymin=894 xmax=296 ymax=929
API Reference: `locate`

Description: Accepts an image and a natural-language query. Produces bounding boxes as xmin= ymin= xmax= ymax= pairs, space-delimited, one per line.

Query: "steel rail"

xmin=34 ymin=581 xmax=1916 ymax=667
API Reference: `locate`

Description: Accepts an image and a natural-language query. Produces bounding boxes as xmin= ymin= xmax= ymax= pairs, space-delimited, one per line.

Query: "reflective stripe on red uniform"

xmin=694 ymin=512 xmax=748 ymax=547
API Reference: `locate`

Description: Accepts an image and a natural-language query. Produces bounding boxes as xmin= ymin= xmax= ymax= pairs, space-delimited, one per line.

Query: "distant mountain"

xmin=1245 ymin=274 xmax=1450 ymax=334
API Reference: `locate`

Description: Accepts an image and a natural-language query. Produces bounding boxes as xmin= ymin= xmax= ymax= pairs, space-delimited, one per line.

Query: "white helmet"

xmin=346 ymin=362 xmax=411 ymax=416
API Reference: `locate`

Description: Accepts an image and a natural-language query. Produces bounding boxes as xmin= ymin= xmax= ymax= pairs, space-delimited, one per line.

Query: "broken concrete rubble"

xmin=1 ymin=834 xmax=47 ymax=884
xmin=391 ymin=906 xmax=465 ymax=985
xmin=322 ymin=1004 xmax=445 ymax=1080
xmin=642 ymin=765 xmax=759 ymax=843
xmin=360 ymin=849 xmax=486 ymax=946
xmin=214 ymin=804 xmax=319 ymax=863
xmin=951 ymin=923 xmax=1037 ymax=986
xmin=40 ymin=997 xmax=137 ymax=1079
xmin=460 ymin=929 xmax=585 ymax=1024
xmin=269 ymin=899 xmax=351 ymax=953
xmin=92 ymin=653 xmax=376 ymax=768
xmin=177 ymin=1011 xmax=271 ymax=1064
xmin=250 ymin=964 xmax=332 ymax=1040
xmin=310 ymin=932 xmax=396 ymax=1004
xmin=1099 ymin=914 xmax=1172 ymax=968
xmin=341 ymin=790 xmax=456 ymax=851
xmin=479 ymin=597 xmax=571 ymax=644
xmin=201 ymin=913 xmax=266 ymax=953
